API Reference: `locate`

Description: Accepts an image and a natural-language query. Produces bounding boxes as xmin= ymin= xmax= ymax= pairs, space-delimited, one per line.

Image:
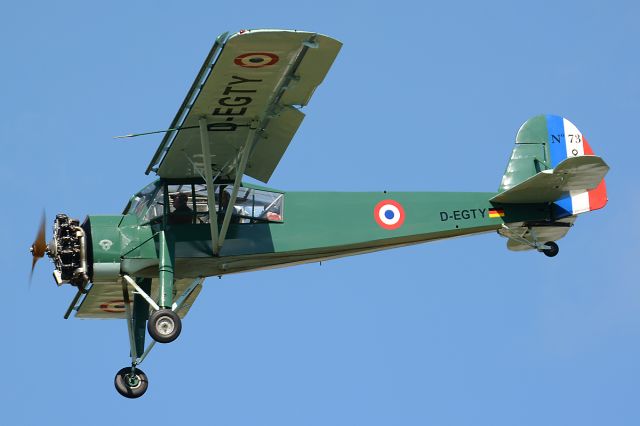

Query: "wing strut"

xmin=198 ymin=117 xmax=258 ymax=255
xmin=122 ymin=278 xmax=138 ymax=365
xmin=198 ymin=118 xmax=220 ymax=255
xmin=216 ymin=120 xmax=258 ymax=253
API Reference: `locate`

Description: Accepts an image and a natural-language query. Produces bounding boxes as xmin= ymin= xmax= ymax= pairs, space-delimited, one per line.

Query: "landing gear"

xmin=115 ymin=275 xmax=203 ymax=397
xmin=148 ymin=309 xmax=182 ymax=343
xmin=541 ymin=241 xmax=559 ymax=257
xmin=500 ymin=225 xmax=562 ymax=258
xmin=114 ymin=367 xmax=148 ymax=398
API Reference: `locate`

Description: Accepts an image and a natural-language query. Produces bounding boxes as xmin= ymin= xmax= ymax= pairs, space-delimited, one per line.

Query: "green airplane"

xmin=29 ymin=29 xmax=609 ymax=398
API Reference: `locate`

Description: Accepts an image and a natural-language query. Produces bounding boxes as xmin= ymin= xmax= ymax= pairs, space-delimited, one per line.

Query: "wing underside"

xmin=75 ymin=278 xmax=202 ymax=319
xmin=146 ymin=29 xmax=342 ymax=182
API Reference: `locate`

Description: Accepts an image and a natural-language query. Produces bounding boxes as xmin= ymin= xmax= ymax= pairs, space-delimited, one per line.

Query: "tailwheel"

xmin=114 ymin=367 xmax=148 ymax=398
xmin=148 ymin=309 xmax=182 ymax=343
xmin=541 ymin=241 xmax=559 ymax=257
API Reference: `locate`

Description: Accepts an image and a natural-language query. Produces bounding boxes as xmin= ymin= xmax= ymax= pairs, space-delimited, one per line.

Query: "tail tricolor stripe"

xmin=547 ymin=115 xmax=569 ymax=168
xmin=583 ymin=137 xmax=608 ymax=211
xmin=545 ymin=115 xmax=607 ymax=217
xmin=496 ymin=114 xmax=609 ymax=253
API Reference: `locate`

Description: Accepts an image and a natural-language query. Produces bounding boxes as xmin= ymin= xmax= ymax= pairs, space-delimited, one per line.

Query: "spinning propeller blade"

xmin=29 ymin=211 xmax=47 ymax=283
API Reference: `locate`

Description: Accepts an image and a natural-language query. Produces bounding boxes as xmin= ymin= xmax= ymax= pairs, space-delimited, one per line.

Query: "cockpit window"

xmin=166 ymin=184 xmax=195 ymax=224
xmin=143 ymin=188 xmax=165 ymax=222
xmin=128 ymin=181 xmax=284 ymax=224
xmin=205 ymin=185 xmax=284 ymax=223
xmin=221 ymin=186 xmax=284 ymax=222
xmin=124 ymin=181 xmax=160 ymax=217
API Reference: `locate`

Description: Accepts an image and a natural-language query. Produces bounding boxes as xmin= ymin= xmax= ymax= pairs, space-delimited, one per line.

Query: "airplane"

xmin=29 ymin=29 xmax=609 ymax=398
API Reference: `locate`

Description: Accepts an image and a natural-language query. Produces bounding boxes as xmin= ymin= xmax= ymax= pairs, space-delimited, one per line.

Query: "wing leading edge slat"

xmin=146 ymin=32 xmax=229 ymax=176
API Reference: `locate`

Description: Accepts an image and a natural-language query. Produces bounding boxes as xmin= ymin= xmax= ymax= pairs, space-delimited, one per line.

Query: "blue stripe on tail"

xmin=546 ymin=115 xmax=573 ymax=217
xmin=546 ymin=114 xmax=567 ymax=167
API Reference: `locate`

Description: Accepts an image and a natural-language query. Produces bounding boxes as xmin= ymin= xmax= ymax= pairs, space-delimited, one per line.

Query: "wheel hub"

xmin=126 ymin=374 xmax=141 ymax=388
xmin=157 ymin=317 xmax=175 ymax=335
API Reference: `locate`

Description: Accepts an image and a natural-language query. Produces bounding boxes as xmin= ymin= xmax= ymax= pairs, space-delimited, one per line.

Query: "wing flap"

xmin=246 ymin=106 xmax=304 ymax=182
xmin=491 ymin=155 xmax=609 ymax=204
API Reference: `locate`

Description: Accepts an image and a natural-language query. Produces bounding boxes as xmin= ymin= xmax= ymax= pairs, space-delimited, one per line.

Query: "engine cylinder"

xmin=49 ymin=214 xmax=89 ymax=287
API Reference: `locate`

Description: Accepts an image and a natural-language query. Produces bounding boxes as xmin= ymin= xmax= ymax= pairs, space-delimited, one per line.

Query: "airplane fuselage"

xmin=83 ymin=190 xmax=548 ymax=283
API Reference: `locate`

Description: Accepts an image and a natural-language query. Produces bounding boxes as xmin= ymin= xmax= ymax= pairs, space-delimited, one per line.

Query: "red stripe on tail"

xmin=583 ymin=137 xmax=608 ymax=210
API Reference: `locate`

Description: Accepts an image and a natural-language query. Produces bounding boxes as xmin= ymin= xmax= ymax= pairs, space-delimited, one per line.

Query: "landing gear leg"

xmin=116 ymin=275 xmax=205 ymax=397
xmin=131 ymin=278 xmax=151 ymax=356
xmin=152 ymin=230 xmax=182 ymax=344
xmin=116 ymin=278 xmax=152 ymax=398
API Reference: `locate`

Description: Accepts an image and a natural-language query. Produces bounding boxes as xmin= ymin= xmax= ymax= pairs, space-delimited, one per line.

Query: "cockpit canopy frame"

xmin=124 ymin=179 xmax=284 ymax=225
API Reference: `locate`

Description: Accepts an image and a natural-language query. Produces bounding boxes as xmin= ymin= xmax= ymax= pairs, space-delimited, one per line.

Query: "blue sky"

xmin=3 ymin=1 xmax=640 ymax=424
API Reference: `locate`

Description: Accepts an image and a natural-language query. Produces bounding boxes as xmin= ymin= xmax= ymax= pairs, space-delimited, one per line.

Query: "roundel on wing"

xmin=234 ymin=52 xmax=279 ymax=68
xmin=100 ymin=300 xmax=130 ymax=313
xmin=374 ymin=200 xmax=405 ymax=230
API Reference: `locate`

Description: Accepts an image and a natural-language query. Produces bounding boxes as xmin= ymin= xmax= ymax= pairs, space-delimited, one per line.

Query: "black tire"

xmin=148 ymin=309 xmax=182 ymax=343
xmin=542 ymin=241 xmax=559 ymax=257
xmin=114 ymin=367 xmax=148 ymax=398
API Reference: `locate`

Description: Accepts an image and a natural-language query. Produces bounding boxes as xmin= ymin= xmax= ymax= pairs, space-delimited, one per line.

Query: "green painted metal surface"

xmin=157 ymin=230 xmax=175 ymax=308
xmin=132 ymin=278 xmax=151 ymax=358
xmin=119 ymin=219 xmax=156 ymax=259
xmin=499 ymin=115 xmax=550 ymax=192
xmin=101 ymin=186 xmax=554 ymax=280
xmin=87 ymin=216 xmax=122 ymax=264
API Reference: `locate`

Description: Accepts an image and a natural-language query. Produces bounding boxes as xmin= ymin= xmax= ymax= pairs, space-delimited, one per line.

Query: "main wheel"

xmin=542 ymin=241 xmax=559 ymax=257
xmin=148 ymin=309 xmax=182 ymax=343
xmin=114 ymin=367 xmax=148 ymax=398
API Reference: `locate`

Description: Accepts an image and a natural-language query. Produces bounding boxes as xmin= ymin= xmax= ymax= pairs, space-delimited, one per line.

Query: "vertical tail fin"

xmin=499 ymin=115 xmax=608 ymax=219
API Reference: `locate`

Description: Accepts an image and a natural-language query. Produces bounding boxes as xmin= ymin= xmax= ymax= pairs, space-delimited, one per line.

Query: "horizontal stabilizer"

xmin=491 ymin=155 xmax=608 ymax=204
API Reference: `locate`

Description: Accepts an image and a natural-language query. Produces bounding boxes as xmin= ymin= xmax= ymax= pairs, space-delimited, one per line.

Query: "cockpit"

xmin=123 ymin=180 xmax=284 ymax=225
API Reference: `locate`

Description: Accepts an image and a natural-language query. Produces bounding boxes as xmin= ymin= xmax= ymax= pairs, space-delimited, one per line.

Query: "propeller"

xmin=29 ymin=211 xmax=48 ymax=283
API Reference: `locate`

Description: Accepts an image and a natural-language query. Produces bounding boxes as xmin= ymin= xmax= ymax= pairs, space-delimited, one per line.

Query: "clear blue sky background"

xmin=3 ymin=1 xmax=640 ymax=424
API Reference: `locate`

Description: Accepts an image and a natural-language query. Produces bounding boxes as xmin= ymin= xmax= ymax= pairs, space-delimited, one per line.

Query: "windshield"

xmin=123 ymin=181 xmax=160 ymax=217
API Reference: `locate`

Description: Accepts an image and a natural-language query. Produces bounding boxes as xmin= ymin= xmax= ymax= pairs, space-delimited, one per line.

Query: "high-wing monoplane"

xmin=29 ymin=29 xmax=609 ymax=398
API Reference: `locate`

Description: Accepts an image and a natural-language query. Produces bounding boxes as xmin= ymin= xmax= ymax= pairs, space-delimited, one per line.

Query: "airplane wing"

xmin=74 ymin=278 xmax=202 ymax=319
xmin=145 ymin=29 xmax=342 ymax=183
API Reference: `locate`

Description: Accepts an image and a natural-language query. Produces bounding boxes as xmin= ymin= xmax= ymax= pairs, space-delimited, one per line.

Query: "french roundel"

xmin=374 ymin=200 xmax=405 ymax=230
xmin=234 ymin=52 xmax=279 ymax=68
xmin=100 ymin=300 xmax=129 ymax=313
